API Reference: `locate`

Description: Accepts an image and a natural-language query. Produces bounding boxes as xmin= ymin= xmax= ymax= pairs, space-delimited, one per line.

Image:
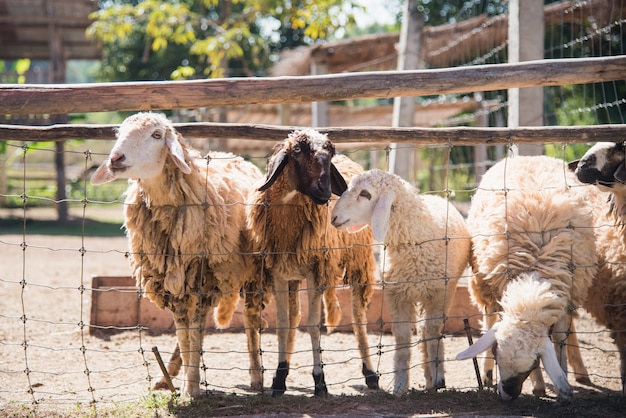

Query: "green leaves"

xmin=87 ymin=0 xmax=361 ymax=81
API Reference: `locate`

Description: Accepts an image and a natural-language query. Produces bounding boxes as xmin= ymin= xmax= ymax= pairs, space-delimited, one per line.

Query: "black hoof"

xmin=313 ymin=372 xmax=328 ymax=397
xmin=363 ymin=364 xmax=379 ymax=390
xmin=271 ymin=361 xmax=289 ymax=397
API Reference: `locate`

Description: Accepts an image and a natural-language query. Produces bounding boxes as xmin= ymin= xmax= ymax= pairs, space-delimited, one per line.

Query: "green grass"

xmin=0 ymin=215 xmax=125 ymax=236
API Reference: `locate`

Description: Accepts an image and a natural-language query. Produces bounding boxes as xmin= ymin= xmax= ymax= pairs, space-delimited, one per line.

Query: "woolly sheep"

xmin=573 ymin=141 xmax=626 ymax=395
xmin=247 ymin=128 xmax=379 ymax=396
xmin=331 ymin=169 xmax=471 ymax=395
xmin=90 ymin=112 xmax=263 ymax=398
xmin=456 ymin=155 xmax=597 ymax=401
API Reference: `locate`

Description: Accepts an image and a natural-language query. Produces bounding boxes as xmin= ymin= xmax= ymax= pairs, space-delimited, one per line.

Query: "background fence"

xmin=1 ymin=0 xmax=626 ymax=414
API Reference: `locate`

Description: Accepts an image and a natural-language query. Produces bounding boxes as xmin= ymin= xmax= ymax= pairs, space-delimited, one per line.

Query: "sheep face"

xmin=258 ymin=129 xmax=348 ymax=204
xmin=332 ymin=170 xmax=394 ymax=242
xmin=90 ymin=112 xmax=191 ymax=185
xmin=457 ymin=274 xmax=573 ymax=400
xmin=574 ymin=142 xmax=626 ymax=187
xmin=491 ymin=322 xmax=542 ymax=400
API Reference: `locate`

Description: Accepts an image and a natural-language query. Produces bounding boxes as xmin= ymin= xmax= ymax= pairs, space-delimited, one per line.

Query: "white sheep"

xmin=331 ymin=169 xmax=471 ymax=395
xmin=573 ymin=141 xmax=626 ymax=396
xmin=90 ymin=112 xmax=263 ymax=398
xmin=456 ymin=155 xmax=597 ymax=400
xmin=247 ymin=128 xmax=379 ymax=396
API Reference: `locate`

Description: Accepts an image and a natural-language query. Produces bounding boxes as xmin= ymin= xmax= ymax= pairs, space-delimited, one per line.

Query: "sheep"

xmin=331 ymin=169 xmax=471 ymax=395
xmin=456 ymin=155 xmax=598 ymax=401
xmin=246 ymin=128 xmax=379 ymax=396
xmin=573 ymin=141 xmax=626 ymax=396
xmin=90 ymin=112 xmax=263 ymax=398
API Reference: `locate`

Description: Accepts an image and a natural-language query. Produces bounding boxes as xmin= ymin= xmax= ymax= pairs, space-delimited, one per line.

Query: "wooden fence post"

xmin=508 ymin=0 xmax=545 ymax=156
xmin=390 ymin=0 xmax=424 ymax=182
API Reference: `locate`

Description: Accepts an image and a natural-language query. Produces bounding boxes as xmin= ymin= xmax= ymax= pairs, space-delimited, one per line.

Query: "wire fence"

xmin=1 ymin=0 xmax=626 ymax=412
xmin=0 ymin=139 xmax=624 ymax=408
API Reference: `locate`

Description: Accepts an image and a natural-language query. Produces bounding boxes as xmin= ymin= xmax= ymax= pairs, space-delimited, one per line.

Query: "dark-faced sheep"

xmin=457 ymin=155 xmax=597 ymax=401
xmin=247 ymin=128 xmax=379 ymax=396
xmin=331 ymin=169 xmax=471 ymax=395
xmin=573 ymin=141 xmax=626 ymax=395
xmin=90 ymin=112 xmax=262 ymax=398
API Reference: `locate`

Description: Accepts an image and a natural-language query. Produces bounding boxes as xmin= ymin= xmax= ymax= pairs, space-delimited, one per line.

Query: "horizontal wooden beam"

xmin=1 ymin=56 xmax=625 ymax=115
xmin=1 ymin=122 xmax=623 ymax=146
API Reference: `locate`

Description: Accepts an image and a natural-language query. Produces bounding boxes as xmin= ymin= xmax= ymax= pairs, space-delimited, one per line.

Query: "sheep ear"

xmin=330 ymin=163 xmax=348 ymax=196
xmin=165 ymin=129 xmax=192 ymax=174
xmin=567 ymin=160 xmax=579 ymax=172
xmin=90 ymin=162 xmax=117 ymax=185
xmin=539 ymin=336 xmax=573 ymax=398
xmin=258 ymin=150 xmax=289 ymax=191
xmin=614 ymin=163 xmax=626 ymax=183
xmin=456 ymin=323 xmax=499 ymax=360
xmin=371 ymin=191 xmax=394 ymax=242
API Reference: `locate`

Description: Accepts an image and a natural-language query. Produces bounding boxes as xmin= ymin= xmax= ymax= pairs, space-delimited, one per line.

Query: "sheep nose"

xmin=331 ymin=215 xmax=337 ymax=225
xmin=109 ymin=152 xmax=126 ymax=168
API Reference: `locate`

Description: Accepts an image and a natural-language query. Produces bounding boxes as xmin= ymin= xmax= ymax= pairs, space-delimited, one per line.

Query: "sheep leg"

xmin=613 ymin=332 xmax=626 ymax=396
xmin=422 ymin=287 xmax=457 ymax=391
xmin=481 ymin=310 xmax=498 ymax=387
xmin=244 ymin=286 xmax=266 ymax=391
xmin=386 ymin=289 xmax=415 ymax=395
xmin=306 ymin=275 xmax=328 ymax=397
xmin=351 ymin=284 xmax=379 ymax=390
xmin=565 ymin=320 xmax=591 ymax=384
xmin=271 ymin=278 xmax=298 ymax=396
xmin=184 ymin=295 xmax=210 ymax=398
xmin=172 ymin=302 xmax=194 ymax=397
xmin=287 ymin=280 xmax=301 ymax=356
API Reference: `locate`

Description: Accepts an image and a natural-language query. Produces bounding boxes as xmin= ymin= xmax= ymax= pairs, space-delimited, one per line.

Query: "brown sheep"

xmin=573 ymin=141 xmax=626 ymax=396
xmin=247 ymin=129 xmax=379 ymax=396
xmin=90 ymin=112 xmax=262 ymax=398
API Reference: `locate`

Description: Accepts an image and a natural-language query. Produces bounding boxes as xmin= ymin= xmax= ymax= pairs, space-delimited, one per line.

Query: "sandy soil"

xmin=0 ymin=229 xmax=623 ymax=412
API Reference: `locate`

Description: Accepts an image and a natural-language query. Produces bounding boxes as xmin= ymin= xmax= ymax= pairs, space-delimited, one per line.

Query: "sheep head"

xmin=91 ymin=112 xmax=192 ymax=185
xmin=258 ymin=129 xmax=347 ymax=205
xmin=331 ymin=169 xmax=396 ymax=242
xmin=573 ymin=142 xmax=626 ymax=187
xmin=456 ymin=273 xmax=572 ymax=401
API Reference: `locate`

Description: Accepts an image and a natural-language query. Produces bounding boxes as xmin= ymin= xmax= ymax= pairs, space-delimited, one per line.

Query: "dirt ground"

xmin=0 ymin=209 xmax=624 ymax=416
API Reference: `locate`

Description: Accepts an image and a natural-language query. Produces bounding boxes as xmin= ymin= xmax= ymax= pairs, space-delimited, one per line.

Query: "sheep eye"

xmin=359 ymin=190 xmax=371 ymax=200
xmin=152 ymin=131 xmax=163 ymax=140
xmin=292 ymin=144 xmax=301 ymax=154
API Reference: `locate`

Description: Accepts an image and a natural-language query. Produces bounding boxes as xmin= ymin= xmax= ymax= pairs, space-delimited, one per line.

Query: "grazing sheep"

xmin=247 ymin=128 xmax=379 ymax=396
xmin=331 ymin=169 xmax=471 ymax=395
xmin=90 ymin=112 xmax=263 ymax=398
xmin=456 ymin=155 xmax=597 ymax=401
xmin=573 ymin=141 xmax=626 ymax=395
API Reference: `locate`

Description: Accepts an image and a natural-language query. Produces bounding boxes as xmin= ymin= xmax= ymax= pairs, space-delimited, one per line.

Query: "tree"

xmin=87 ymin=0 xmax=363 ymax=81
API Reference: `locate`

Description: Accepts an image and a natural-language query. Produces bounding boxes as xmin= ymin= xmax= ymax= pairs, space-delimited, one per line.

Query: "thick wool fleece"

xmin=124 ymin=145 xmax=262 ymax=325
xmin=467 ymin=155 xmax=597 ymax=317
xmin=247 ymin=153 xmax=376 ymax=328
xmin=579 ymin=182 xmax=626 ymax=374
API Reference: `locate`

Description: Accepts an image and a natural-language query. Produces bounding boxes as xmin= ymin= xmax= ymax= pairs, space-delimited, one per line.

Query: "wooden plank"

xmin=1 ymin=123 xmax=625 ymax=146
xmin=89 ymin=276 xmax=481 ymax=335
xmin=1 ymin=56 xmax=625 ymax=115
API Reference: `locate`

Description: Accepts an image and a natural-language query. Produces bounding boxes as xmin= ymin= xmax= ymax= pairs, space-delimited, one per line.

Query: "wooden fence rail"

xmin=1 ymin=123 xmax=625 ymax=145
xmin=0 ymin=56 xmax=625 ymax=115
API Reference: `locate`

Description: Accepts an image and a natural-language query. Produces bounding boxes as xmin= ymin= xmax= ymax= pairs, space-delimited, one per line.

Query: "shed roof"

xmin=271 ymin=0 xmax=623 ymax=76
xmin=0 ymin=0 xmax=101 ymax=60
